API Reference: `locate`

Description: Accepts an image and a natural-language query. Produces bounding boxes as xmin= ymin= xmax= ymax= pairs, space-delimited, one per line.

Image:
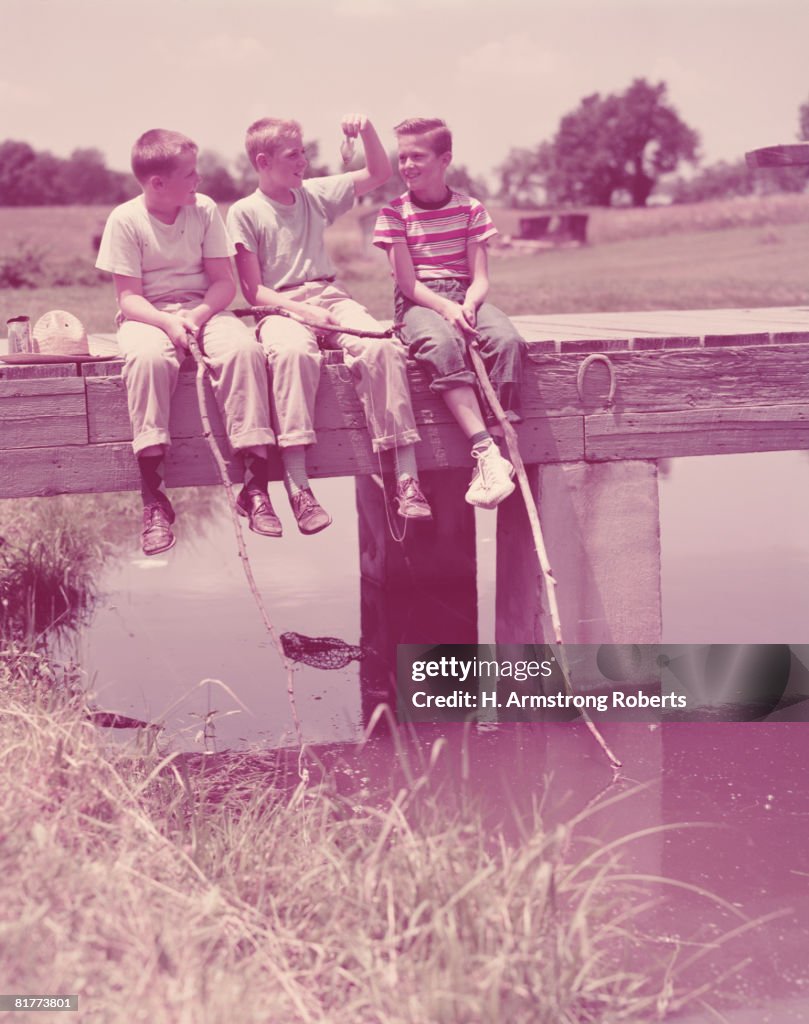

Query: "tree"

xmin=59 ymin=147 xmax=133 ymax=204
xmin=0 ymin=139 xmax=134 ymax=205
xmin=446 ymin=163 xmax=489 ymax=200
xmin=234 ymin=153 xmax=258 ymax=196
xmin=540 ymin=79 xmax=700 ymax=207
xmin=671 ymin=160 xmax=753 ymax=203
xmin=497 ymin=144 xmax=547 ymax=208
xmin=197 ymin=150 xmax=240 ymax=202
xmin=0 ymin=140 xmax=58 ymax=205
xmin=799 ymin=95 xmax=809 ymax=142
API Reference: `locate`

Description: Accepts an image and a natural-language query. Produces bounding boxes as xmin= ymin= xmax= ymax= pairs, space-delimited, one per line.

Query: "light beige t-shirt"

xmin=95 ymin=193 xmax=234 ymax=309
xmin=226 ymin=174 xmax=355 ymax=290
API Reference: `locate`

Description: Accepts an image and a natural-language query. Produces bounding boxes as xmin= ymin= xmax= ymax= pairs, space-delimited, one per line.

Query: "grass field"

xmin=2 ymin=194 xmax=808 ymax=336
xmin=0 ymin=658 xmax=722 ymax=1024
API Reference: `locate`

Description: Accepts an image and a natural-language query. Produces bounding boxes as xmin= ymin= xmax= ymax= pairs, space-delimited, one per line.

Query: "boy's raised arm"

xmin=344 ymin=115 xmax=391 ymax=198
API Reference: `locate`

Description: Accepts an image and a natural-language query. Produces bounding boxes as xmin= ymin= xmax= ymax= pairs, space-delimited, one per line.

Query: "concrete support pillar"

xmin=356 ymin=468 xmax=477 ymax=728
xmin=495 ymin=460 xmax=662 ymax=645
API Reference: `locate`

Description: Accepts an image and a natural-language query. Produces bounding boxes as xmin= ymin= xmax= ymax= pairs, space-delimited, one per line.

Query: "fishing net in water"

xmin=281 ymin=631 xmax=369 ymax=670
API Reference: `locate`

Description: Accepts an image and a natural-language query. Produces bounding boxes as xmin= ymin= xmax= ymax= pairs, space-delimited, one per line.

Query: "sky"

xmin=2 ymin=0 xmax=808 ymax=187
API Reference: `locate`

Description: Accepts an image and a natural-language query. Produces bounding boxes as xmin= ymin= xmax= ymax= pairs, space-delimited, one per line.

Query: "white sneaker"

xmin=465 ymin=441 xmax=516 ymax=509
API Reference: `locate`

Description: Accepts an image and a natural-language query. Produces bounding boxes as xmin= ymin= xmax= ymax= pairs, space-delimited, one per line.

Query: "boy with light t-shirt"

xmin=96 ymin=128 xmax=279 ymax=556
xmin=373 ymin=117 xmax=525 ymax=509
xmin=227 ymin=114 xmax=432 ymax=534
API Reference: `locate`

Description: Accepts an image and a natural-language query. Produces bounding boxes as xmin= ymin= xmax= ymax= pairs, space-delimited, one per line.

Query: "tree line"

xmin=498 ymin=79 xmax=809 ymax=208
xmin=2 ymin=81 xmax=807 ymax=208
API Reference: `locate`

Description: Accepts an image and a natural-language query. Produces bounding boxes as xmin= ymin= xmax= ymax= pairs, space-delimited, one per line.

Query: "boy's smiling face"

xmin=258 ymin=133 xmax=308 ymax=197
xmin=397 ymin=134 xmax=451 ymax=198
xmin=152 ymin=150 xmax=200 ymax=209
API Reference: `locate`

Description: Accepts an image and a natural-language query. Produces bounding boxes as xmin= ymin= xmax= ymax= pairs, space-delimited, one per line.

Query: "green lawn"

xmin=2 ymin=202 xmax=808 ymax=336
xmin=339 ymin=218 xmax=809 ymax=320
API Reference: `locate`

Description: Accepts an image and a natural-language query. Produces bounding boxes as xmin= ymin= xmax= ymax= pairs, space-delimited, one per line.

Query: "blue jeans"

xmin=395 ymin=278 xmax=525 ymax=422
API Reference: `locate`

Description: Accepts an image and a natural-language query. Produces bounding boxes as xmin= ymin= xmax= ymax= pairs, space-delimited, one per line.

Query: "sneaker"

xmin=465 ymin=442 xmax=516 ymax=509
xmin=236 ymin=488 xmax=283 ymax=537
xmin=290 ymin=488 xmax=332 ymax=535
xmin=141 ymin=498 xmax=176 ymax=556
xmin=394 ymin=475 xmax=433 ymax=520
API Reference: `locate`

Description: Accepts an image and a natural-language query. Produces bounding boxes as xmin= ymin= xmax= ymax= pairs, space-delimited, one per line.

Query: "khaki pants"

xmin=117 ymin=310 xmax=275 ymax=455
xmin=257 ymin=281 xmax=420 ymax=454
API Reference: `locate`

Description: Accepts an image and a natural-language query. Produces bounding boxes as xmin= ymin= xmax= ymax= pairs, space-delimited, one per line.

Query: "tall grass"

xmin=0 ymin=673 xmax=720 ymax=1024
xmin=0 ymin=497 xmax=106 ymax=646
xmin=0 ymin=490 xmax=227 ymax=650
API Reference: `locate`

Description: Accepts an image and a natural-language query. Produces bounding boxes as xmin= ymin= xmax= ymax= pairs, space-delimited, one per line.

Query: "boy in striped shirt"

xmin=373 ymin=118 xmax=525 ymax=509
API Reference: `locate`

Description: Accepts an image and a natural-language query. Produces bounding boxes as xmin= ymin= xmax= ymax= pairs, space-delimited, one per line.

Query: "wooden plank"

xmin=586 ymin=404 xmax=809 ymax=460
xmin=513 ymin=307 xmax=809 ymax=342
xmin=0 ymin=363 xmax=79 ymax=381
xmin=0 ymin=377 xmax=87 ymax=450
xmin=601 ymin=346 xmax=809 ymax=412
xmin=85 ymin=375 xmax=232 ymax=445
xmin=82 ymin=358 xmax=124 ymax=377
xmin=0 ymin=412 xmax=582 ymax=498
xmin=87 ymin=332 xmax=119 ymax=357
xmin=521 ymin=345 xmax=809 ymax=414
xmin=85 ymin=359 xmax=572 ymax=442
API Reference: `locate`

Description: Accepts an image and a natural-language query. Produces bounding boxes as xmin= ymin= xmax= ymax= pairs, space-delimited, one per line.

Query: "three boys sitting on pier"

xmin=95 ymin=116 xmax=525 ymax=556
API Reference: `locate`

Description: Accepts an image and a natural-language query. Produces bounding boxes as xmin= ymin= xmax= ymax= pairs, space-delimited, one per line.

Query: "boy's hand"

xmin=442 ymin=301 xmax=478 ymax=339
xmin=296 ymin=304 xmax=339 ymax=331
xmin=162 ymin=313 xmax=198 ymax=348
xmin=341 ymin=113 xmax=370 ymax=138
xmin=461 ymin=301 xmax=478 ymax=327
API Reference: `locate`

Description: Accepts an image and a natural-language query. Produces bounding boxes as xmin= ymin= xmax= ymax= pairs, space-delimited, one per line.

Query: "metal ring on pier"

xmin=576 ymin=353 xmax=617 ymax=407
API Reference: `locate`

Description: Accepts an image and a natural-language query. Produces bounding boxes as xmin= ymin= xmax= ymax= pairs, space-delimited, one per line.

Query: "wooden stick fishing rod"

xmin=186 ymin=328 xmax=305 ymax=751
xmin=463 ymin=331 xmax=622 ymax=771
xmin=232 ymin=305 xmax=403 ymax=340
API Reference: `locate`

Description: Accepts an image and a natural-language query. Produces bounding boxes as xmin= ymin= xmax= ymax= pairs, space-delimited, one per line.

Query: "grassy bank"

xmin=1 ymin=662 xmax=710 ymax=1024
xmin=2 ymin=196 xmax=807 ymax=335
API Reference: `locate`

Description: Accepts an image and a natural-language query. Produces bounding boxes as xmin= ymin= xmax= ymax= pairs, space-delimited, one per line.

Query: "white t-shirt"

xmin=95 ymin=193 xmax=234 ymax=309
xmin=226 ymin=174 xmax=355 ymax=291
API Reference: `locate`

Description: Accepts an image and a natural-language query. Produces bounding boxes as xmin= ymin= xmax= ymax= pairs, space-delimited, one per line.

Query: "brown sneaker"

xmin=141 ymin=500 xmax=175 ymax=556
xmin=236 ymin=488 xmax=283 ymax=538
xmin=290 ymin=488 xmax=332 ymax=535
xmin=395 ymin=476 xmax=433 ymax=520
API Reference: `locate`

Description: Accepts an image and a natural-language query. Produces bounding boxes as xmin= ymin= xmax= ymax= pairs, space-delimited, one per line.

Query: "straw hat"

xmin=32 ymin=310 xmax=89 ymax=356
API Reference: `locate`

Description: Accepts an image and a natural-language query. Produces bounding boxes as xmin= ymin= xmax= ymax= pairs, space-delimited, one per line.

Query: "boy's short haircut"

xmin=393 ymin=117 xmax=452 ymax=156
xmin=245 ymin=117 xmax=303 ymax=169
xmin=131 ymin=129 xmax=198 ymax=183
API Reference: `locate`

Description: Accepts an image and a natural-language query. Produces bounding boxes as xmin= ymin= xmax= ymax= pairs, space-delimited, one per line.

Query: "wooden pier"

xmin=3 ymin=306 xmax=808 ymax=654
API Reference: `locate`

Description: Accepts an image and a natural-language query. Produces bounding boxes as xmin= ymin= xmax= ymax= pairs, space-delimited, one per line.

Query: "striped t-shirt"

xmin=373 ymin=189 xmax=497 ymax=281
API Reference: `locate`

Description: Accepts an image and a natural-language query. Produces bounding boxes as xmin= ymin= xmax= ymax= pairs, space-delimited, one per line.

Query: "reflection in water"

xmin=48 ymin=448 xmax=809 ymax=746
xmin=78 ymin=478 xmax=365 ymax=750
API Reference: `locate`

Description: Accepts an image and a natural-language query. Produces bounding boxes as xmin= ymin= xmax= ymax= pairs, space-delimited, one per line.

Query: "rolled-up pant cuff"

xmin=229 ymin=428 xmax=277 ymax=451
xmin=277 ymin=430 xmax=317 ymax=448
xmin=132 ymin=429 xmax=171 ymax=455
xmin=371 ymin=428 xmax=422 ymax=454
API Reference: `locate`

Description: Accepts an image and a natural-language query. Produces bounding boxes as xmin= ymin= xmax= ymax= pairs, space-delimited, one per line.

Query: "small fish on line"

xmin=86 ymin=710 xmax=157 ymax=729
xmin=281 ymin=631 xmax=367 ymax=671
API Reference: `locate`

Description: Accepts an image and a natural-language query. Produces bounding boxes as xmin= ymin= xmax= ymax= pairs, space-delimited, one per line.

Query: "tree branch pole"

xmin=465 ymin=333 xmax=622 ymax=771
xmin=232 ymin=305 xmax=403 ymax=340
xmin=186 ymin=330 xmax=304 ymax=750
